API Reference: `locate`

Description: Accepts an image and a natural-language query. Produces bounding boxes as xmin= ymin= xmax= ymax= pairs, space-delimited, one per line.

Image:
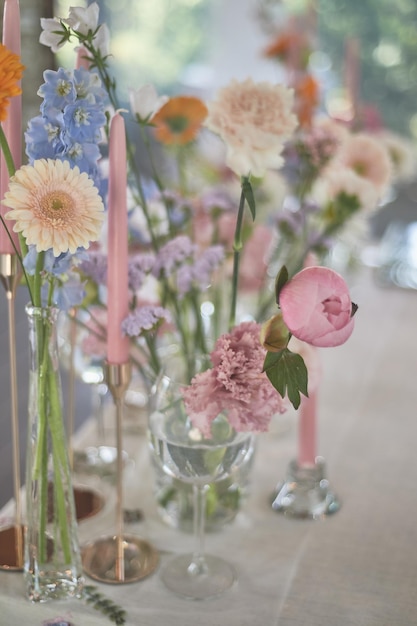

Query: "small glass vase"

xmin=148 ymin=371 xmax=254 ymax=599
xmin=24 ymin=304 xmax=83 ymax=602
xmin=153 ymin=447 xmax=254 ymax=532
xmin=149 ymin=351 xmax=255 ymax=532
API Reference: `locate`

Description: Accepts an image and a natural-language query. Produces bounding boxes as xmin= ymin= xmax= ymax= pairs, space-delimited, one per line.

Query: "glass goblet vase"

xmin=148 ymin=374 xmax=254 ymax=600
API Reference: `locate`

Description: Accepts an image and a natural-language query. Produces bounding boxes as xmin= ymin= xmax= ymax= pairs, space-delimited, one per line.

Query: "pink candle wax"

xmin=107 ymin=112 xmax=130 ymax=364
xmin=297 ymin=390 xmax=317 ymax=468
xmin=0 ymin=0 xmax=21 ymax=254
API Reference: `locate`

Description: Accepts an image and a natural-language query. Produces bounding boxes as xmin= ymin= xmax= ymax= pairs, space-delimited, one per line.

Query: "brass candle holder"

xmin=0 ymin=253 xmax=24 ymax=571
xmin=81 ymin=361 xmax=158 ymax=584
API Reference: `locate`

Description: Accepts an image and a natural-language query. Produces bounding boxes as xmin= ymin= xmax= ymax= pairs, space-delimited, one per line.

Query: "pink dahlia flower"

xmin=279 ymin=266 xmax=355 ymax=348
xmin=182 ymin=321 xmax=288 ymax=437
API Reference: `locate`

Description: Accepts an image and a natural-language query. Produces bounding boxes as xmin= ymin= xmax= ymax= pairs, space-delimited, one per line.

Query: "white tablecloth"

xmin=1 ymin=266 xmax=417 ymax=626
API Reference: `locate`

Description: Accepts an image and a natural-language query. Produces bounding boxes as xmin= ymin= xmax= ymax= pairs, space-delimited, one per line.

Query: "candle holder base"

xmin=0 ymin=525 xmax=24 ymax=571
xmin=270 ymin=457 xmax=341 ymax=519
xmin=81 ymin=534 xmax=158 ymax=584
xmin=73 ymin=485 xmax=105 ymax=522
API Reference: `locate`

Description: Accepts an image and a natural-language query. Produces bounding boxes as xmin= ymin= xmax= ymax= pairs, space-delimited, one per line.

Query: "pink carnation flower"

xmin=182 ymin=321 xmax=288 ymax=437
xmin=279 ymin=266 xmax=355 ymax=348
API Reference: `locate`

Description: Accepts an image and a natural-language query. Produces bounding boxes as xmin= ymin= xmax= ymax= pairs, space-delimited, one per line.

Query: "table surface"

xmin=1 ymin=266 xmax=417 ymax=626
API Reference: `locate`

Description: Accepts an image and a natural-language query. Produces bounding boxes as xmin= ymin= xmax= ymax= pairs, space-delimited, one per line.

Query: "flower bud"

xmin=260 ymin=313 xmax=289 ymax=352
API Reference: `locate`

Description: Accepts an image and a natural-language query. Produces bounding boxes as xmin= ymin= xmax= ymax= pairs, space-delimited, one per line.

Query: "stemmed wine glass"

xmin=148 ymin=372 xmax=254 ymax=599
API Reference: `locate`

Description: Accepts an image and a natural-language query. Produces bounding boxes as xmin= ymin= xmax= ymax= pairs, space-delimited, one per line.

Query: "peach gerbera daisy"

xmin=3 ymin=159 xmax=105 ymax=256
xmin=151 ymin=95 xmax=208 ymax=145
xmin=0 ymin=43 xmax=25 ymax=122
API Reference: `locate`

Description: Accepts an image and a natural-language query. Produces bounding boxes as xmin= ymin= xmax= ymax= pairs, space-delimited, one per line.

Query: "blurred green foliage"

xmin=318 ymin=0 xmax=417 ymax=136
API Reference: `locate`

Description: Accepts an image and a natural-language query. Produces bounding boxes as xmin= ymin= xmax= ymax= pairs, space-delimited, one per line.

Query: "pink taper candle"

xmin=75 ymin=45 xmax=90 ymax=71
xmin=297 ymin=391 xmax=317 ymax=467
xmin=107 ymin=112 xmax=130 ymax=364
xmin=0 ymin=0 xmax=21 ymax=254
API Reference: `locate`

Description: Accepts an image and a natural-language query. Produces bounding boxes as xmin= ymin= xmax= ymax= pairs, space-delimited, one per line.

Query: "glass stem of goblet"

xmin=188 ymin=483 xmax=209 ymax=577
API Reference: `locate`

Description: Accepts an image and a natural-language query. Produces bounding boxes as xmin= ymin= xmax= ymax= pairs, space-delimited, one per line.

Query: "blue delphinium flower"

xmin=52 ymin=273 xmax=86 ymax=311
xmin=38 ymin=68 xmax=76 ymax=111
xmin=25 ymin=66 xmax=108 ymax=186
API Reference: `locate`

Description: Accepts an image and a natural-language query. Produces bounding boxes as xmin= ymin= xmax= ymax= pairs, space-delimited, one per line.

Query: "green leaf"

xmin=263 ymin=349 xmax=308 ymax=410
xmin=242 ymin=178 xmax=256 ymax=220
xmin=275 ymin=265 xmax=289 ymax=303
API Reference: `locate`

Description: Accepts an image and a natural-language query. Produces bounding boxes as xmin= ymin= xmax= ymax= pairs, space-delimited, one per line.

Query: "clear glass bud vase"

xmin=24 ymin=304 xmax=83 ymax=602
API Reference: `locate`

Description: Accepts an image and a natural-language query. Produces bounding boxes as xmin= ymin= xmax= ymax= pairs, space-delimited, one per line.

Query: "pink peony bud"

xmin=279 ymin=266 xmax=355 ymax=348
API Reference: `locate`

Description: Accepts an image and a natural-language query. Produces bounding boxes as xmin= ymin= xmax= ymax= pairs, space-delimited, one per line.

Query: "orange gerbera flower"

xmin=151 ymin=96 xmax=208 ymax=145
xmin=263 ymin=30 xmax=310 ymax=66
xmin=0 ymin=43 xmax=25 ymax=122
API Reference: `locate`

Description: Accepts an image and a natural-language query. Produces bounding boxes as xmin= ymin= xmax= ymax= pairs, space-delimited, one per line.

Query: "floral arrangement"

xmin=6 ymin=0 xmax=411 ymax=616
xmin=19 ymin=1 xmax=367 ymax=431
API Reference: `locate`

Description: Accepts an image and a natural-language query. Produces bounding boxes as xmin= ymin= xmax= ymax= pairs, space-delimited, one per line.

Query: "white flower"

xmin=39 ymin=18 xmax=67 ymax=53
xmin=205 ymin=78 xmax=298 ymax=178
xmin=65 ymin=3 xmax=100 ymax=35
xmin=129 ymin=84 xmax=168 ymax=121
xmin=313 ymin=165 xmax=378 ymax=212
xmin=334 ymin=132 xmax=392 ymax=198
xmin=94 ymin=23 xmax=111 ymax=57
xmin=377 ymin=130 xmax=417 ymax=184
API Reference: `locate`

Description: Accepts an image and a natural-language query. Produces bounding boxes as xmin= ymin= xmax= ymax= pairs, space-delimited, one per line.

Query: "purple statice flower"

xmin=199 ymin=187 xmax=235 ymax=214
xmin=122 ymin=305 xmax=172 ymax=336
xmin=160 ymin=189 xmax=190 ymax=227
xmin=128 ymin=252 xmax=155 ymax=292
xmin=79 ymin=251 xmax=107 ymax=285
xmin=176 ymin=245 xmax=224 ymax=296
xmin=152 ymin=235 xmax=196 ymax=278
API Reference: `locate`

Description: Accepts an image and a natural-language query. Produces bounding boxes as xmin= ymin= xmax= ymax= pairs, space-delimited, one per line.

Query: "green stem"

xmin=189 ymin=288 xmax=208 ymax=355
xmin=33 ymin=251 xmax=45 ymax=308
xmin=48 ymin=361 xmax=73 ymax=562
xmin=229 ymin=180 xmax=247 ymax=330
xmin=144 ymin=334 xmax=162 ymax=375
xmin=0 ymin=123 xmax=15 ymax=176
xmin=32 ymin=311 xmax=73 ymax=563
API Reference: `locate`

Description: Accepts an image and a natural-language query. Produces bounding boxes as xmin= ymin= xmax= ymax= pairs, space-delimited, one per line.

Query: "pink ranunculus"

xmin=279 ymin=266 xmax=355 ymax=348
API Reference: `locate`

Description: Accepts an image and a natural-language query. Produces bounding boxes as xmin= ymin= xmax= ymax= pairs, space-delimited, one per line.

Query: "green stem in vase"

xmin=31 ymin=310 xmax=73 ymax=563
xmin=47 ymin=352 xmax=73 ymax=562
